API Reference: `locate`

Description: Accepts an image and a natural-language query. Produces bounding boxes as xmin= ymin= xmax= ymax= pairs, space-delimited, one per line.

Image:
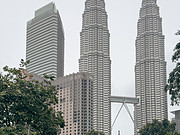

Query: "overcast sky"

xmin=0 ymin=0 xmax=180 ymax=135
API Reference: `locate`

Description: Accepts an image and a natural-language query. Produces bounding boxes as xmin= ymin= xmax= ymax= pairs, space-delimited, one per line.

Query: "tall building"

xmin=27 ymin=71 xmax=94 ymax=135
xmin=171 ymin=110 xmax=180 ymax=133
xmin=134 ymin=0 xmax=168 ymax=134
xmin=53 ymin=72 xmax=93 ymax=135
xmin=26 ymin=2 xmax=64 ymax=78
xmin=79 ymin=0 xmax=111 ymax=134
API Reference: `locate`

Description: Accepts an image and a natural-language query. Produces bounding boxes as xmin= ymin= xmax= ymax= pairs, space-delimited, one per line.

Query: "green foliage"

xmin=165 ymin=31 xmax=180 ymax=105
xmin=139 ymin=119 xmax=180 ymax=135
xmin=166 ymin=132 xmax=180 ymax=135
xmin=0 ymin=124 xmax=36 ymax=135
xmin=0 ymin=60 xmax=65 ymax=135
xmin=84 ymin=129 xmax=105 ymax=135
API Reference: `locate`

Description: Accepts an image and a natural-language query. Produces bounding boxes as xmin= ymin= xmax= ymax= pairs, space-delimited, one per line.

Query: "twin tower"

xmin=26 ymin=0 xmax=167 ymax=134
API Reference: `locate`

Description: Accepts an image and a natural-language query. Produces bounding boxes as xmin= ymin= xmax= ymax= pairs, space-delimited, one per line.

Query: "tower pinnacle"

xmin=142 ymin=0 xmax=156 ymax=6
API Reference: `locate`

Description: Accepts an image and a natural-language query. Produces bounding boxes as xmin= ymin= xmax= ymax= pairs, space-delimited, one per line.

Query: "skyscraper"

xmin=134 ymin=0 xmax=167 ymax=134
xmin=26 ymin=2 xmax=64 ymax=78
xmin=53 ymin=72 xmax=93 ymax=135
xmin=26 ymin=71 xmax=94 ymax=135
xmin=79 ymin=0 xmax=111 ymax=134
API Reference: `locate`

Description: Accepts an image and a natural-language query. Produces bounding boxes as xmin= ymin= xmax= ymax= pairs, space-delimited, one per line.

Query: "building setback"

xmin=134 ymin=0 xmax=168 ymax=134
xmin=79 ymin=0 xmax=111 ymax=134
xmin=53 ymin=72 xmax=93 ymax=135
xmin=26 ymin=2 xmax=64 ymax=78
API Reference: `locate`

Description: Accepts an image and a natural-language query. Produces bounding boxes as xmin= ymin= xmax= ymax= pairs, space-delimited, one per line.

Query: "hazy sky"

xmin=0 ymin=0 xmax=180 ymax=135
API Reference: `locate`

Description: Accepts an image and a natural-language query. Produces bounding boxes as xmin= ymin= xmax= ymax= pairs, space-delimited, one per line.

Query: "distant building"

xmin=134 ymin=0 xmax=168 ymax=134
xmin=79 ymin=0 xmax=111 ymax=134
xmin=26 ymin=2 xmax=64 ymax=78
xmin=171 ymin=110 xmax=180 ymax=133
xmin=172 ymin=118 xmax=176 ymax=123
xmin=53 ymin=72 xmax=93 ymax=135
xmin=26 ymin=71 xmax=93 ymax=135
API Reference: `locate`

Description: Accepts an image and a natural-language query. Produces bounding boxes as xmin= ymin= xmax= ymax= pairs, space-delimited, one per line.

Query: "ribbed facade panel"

xmin=134 ymin=0 xmax=167 ymax=134
xmin=26 ymin=2 xmax=64 ymax=78
xmin=79 ymin=0 xmax=111 ymax=134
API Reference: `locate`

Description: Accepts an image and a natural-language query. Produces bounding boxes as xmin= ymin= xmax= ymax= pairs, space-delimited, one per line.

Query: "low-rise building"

xmin=171 ymin=110 xmax=180 ymax=133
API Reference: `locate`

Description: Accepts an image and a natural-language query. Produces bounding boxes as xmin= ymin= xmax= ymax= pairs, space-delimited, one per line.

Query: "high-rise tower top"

xmin=35 ymin=2 xmax=57 ymax=17
xmin=27 ymin=2 xmax=59 ymax=27
xmin=142 ymin=0 xmax=156 ymax=5
xmin=85 ymin=0 xmax=105 ymax=10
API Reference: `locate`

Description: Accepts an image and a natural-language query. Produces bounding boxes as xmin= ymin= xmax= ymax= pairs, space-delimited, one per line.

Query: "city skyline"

xmin=0 ymin=0 xmax=180 ymax=135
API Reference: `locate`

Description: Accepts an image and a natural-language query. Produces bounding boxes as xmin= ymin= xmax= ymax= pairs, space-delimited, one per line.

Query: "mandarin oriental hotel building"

xmin=28 ymin=71 xmax=94 ymax=135
xmin=53 ymin=72 xmax=93 ymax=135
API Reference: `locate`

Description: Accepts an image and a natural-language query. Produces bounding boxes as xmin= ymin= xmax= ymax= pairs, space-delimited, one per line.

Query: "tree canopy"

xmin=84 ymin=129 xmax=105 ymax=135
xmin=139 ymin=119 xmax=180 ymax=135
xmin=0 ymin=124 xmax=37 ymax=135
xmin=165 ymin=30 xmax=180 ymax=105
xmin=0 ymin=59 xmax=65 ymax=135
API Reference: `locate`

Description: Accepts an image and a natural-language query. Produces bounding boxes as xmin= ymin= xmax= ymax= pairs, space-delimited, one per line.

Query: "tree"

xmin=139 ymin=119 xmax=180 ymax=135
xmin=84 ymin=129 xmax=105 ymax=135
xmin=165 ymin=30 xmax=180 ymax=105
xmin=0 ymin=124 xmax=37 ymax=135
xmin=0 ymin=59 xmax=65 ymax=135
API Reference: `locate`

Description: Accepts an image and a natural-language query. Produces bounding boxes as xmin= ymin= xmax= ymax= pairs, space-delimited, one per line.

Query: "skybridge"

xmin=110 ymin=96 xmax=139 ymax=131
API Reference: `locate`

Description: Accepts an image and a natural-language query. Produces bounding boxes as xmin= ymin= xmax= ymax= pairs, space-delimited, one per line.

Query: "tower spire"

xmin=142 ymin=0 xmax=156 ymax=3
xmin=142 ymin=0 xmax=157 ymax=6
